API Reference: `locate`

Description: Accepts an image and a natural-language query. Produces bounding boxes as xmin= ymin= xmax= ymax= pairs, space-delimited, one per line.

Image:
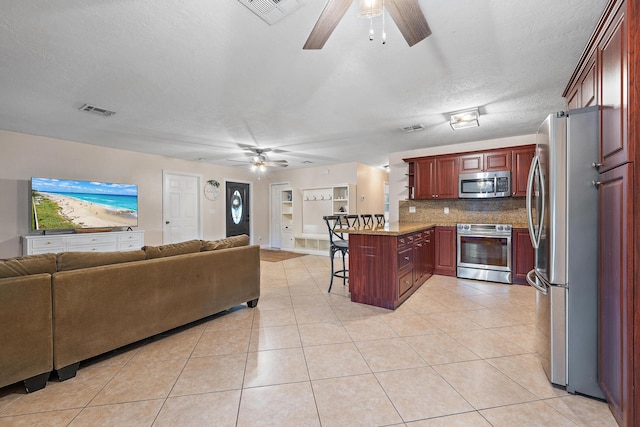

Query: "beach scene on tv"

xmin=31 ymin=178 xmax=138 ymax=230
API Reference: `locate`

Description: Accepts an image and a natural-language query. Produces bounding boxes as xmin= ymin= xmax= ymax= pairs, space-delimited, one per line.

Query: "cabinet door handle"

xmin=592 ymin=180 xmax=601 ymax=188
xmin=592 ymin=162 xmax=603 ymax=170
xmin=404 ymin=280 xmax=410 ymax=285
xmin=425 ymin=240 xmax=430 ymax=243
xmin=416 ymin=243 xmax=422 ymax=247
xmin=404 ymin=256 xmax=410 ymax=260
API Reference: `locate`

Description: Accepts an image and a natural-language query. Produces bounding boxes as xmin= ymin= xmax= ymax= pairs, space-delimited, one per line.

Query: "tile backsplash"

xmin=399 ymin=198 xmax=527 ymax=227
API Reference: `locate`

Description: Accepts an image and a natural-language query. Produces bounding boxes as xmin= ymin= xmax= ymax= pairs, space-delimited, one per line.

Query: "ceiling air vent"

xmin=401 ymin=124 xmax=425 ymax=133
xmin=237 ymin=0 xmax=306 ymax=25
xmin=79 ymin=104 xmax=116 ymax=117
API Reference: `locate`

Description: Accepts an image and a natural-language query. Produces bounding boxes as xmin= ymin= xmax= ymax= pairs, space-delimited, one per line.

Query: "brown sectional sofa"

xmin=0 ymin=235 xmax=260 ymax=392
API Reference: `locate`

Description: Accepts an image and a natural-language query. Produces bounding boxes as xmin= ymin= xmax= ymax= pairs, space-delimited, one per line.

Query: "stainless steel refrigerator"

xmin=526 ymin=105 xmax=603 ymax=399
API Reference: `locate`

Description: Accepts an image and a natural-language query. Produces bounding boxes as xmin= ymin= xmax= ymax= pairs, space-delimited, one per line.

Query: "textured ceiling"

xmin=0 ymin=0 xmax=607 ymax=169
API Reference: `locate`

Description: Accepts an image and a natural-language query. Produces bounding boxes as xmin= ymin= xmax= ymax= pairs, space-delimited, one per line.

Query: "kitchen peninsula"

xmin=346 ymin=222 xmax=439 ymax=310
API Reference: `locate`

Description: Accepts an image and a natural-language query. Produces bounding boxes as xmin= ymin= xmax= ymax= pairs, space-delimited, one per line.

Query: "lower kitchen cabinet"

xmin=598 ymin=163 xmax=633 ymax=425
xmin=512 ymin=228 xmax=534 ymax=285
xmin=434 ymin=226 xmax=456 ymax=276
xmin=348 ymin=227 xmax=434 ymax=309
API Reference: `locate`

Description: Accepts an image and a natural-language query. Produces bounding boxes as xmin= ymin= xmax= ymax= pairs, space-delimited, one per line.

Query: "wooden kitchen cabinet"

xmin=459 ymin=149 xmax=512 ymax=173
xmin=512 ymin=145 xmax=536 ymax=197
xmin=413 ymin=229 xmax=434 ymax=285
xmin=599 ymin=6 xmax=629 ymax=173
xmin=511 ymin=228 xmax=534 ymax=285
xmin=567 ymin=55 xmax=598 ymax=110
xmin=599 ymin=164 xmax=633 ymax=425
xmin=412 ymin=156 xmax=458 ymax=200
xmin=434 ymin=226 xmax=456 ymax=277
xmin=348 ymin=227 xmax=434 ymax=309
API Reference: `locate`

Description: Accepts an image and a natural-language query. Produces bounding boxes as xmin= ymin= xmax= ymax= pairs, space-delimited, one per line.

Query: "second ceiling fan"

xmin=303 ymin=0 xmax=431 ymax=50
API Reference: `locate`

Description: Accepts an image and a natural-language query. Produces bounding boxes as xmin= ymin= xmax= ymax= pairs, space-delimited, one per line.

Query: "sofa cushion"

xmin=201 ymin=234 xmax=250 ymax=251
xmin=143 ymin=239 xmax=202 ymax=259
xmin=0 ymin=254 xmax=57 ymax=278
xmin=56 ymin=250 xmax=147 ymax=272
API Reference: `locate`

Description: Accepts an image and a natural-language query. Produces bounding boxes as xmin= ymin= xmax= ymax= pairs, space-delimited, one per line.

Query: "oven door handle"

xmin=494 ymin=175 xmax=497 ymax=195
xmin=526 ymin=269 xmax=548 ymax=295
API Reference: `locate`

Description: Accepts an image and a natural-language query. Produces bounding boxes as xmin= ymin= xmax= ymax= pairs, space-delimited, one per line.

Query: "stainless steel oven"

xmin=457 ymin=223 xmax=512 ymax=284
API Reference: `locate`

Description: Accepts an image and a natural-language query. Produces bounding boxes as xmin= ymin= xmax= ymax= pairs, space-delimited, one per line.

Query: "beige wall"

xmin=356 ymin=163 xmax=388 ymax=216
xmin=387 ymin=134 xmax=536 ymax=222
xmin=0 ymin=130 xmax=270 ymax=258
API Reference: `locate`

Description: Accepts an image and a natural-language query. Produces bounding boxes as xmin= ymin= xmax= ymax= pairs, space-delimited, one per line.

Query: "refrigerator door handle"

xmin=526 ymin=269 xmax=549 ymax=295
xmin=526 ymin=155 xmax=544 ymax=249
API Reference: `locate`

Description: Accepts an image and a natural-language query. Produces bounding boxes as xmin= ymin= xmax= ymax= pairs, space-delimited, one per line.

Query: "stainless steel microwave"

xmin=459 ymin=171 xmax=511 ymax=198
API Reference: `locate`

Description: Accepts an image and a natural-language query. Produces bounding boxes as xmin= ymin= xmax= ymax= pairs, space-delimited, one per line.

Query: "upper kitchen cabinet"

xmin=511 ymin=145 xmax=536 ymax=197
xmin=599 ymin=5 xmax=628 ymax=172
xmin=566 ymin=55 xmax=598 ymax=110
xmin=459 ymin=149 xmax=512 ymax=173
xmin=564 ymin=0 xmax=629 ymax=173
xmin=412 ymin=155 xmax=458 ymax=200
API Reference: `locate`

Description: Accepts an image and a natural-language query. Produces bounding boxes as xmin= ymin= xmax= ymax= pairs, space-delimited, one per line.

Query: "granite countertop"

xmin=341 ymin=222 xmax=437 ymax=236
xmin=343 ymin=221 xmax=530 ymax=236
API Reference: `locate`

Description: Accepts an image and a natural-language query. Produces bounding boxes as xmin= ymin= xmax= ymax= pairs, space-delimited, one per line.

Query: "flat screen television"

xmin=31 ymin=177 xmax=138 ymax=231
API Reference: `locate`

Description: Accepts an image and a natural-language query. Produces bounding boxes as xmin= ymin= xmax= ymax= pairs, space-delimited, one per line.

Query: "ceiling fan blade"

xmin=303 ymin=0 xmax=353 ymax=50
xmin=266 ymin=162 xmax=289 ymax=167
xmin=385 ymin=0 xmax=431 ymax=47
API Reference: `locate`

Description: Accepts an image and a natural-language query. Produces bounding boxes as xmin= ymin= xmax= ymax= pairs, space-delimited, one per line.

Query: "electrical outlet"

xmin=444 ymin=207 xmax=449 ymax=214
xmin=258 ymin=236 xmax=262 ymax=241
xmin=409 ymin=206 xmax=416 ymax=213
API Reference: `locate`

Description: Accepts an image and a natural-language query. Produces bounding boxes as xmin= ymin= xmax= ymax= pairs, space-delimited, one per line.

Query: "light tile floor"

xmin=0 ymin=255 xmax=617 ymax=426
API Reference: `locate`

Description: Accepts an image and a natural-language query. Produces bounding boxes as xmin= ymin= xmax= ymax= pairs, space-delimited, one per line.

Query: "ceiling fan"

xmin=227 ymin=147 xmax=289 ymax=170
xmin=303 ymin=0 xmax=431 ymax=50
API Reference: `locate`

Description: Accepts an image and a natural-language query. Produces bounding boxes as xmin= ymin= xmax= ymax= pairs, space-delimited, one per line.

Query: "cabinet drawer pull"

xmin=404 ymin=256 xmax=410 ymax=261
xmin=425 ymin=240 xmax=430 ymax=243
xmin=404 ymin=280 xmax=410 ymax=285
xmin=416 ymin=243 xmax=422 ymax=247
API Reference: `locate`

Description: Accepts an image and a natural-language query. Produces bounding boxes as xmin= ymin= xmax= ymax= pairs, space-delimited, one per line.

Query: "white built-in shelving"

xmin=294 ymin=184 xmax=356 ymax=255
xmin=280 ymin=189 xmax=294 ymax=249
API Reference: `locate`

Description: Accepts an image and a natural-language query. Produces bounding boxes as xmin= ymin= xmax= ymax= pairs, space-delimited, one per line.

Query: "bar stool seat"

xmin=323 ymin=215 xmax=349 ymax=293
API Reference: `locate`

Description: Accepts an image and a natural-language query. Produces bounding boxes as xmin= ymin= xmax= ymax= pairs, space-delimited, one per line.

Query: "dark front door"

xmin=226 ymin=182 xmax=250 ymax=237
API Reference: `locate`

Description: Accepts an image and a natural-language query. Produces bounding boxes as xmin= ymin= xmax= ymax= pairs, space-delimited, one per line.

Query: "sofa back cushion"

xmin=56 ymin=250 xmax=147 ymax=272
xmin=143 ymin=239 xmax=202 ymax=259
xmin=201 ymin=234 xmax=249 ymax=251
xmin=0 ymin=253 xmax=57 ymax=278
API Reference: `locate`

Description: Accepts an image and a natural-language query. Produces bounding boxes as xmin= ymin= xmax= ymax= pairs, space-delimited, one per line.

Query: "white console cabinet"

xmin=22 ymin=230 xmax=145 ymax=255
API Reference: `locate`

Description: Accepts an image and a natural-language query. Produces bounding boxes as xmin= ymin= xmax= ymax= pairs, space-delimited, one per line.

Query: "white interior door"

xmin=270 ymin=183 xmax=288 ymax=248
xmin=163 ymin=172 xmax=201 ymax=244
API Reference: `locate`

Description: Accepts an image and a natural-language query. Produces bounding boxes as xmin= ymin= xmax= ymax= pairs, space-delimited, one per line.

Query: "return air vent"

xmin=401 ymin=124 xmax=425 ymax=133
xmin=237 ymin=0 xmax=306 ymax=25
xmin=79 ymin=104 xmax=116 ymax=117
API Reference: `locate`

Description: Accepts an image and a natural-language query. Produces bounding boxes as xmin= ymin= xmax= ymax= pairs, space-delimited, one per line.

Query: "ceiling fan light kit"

xmin=358 ymin=0 xmax=383 ymax=18
xmin=303 ymin=0 xmax=431 ymax=49
xmin=449 ymin=108 xmax=480 ymax=130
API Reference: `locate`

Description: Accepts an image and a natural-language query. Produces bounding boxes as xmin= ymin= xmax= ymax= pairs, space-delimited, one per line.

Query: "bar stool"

xmin=344 ymin=214 xmax=360 ymax=228
xmin=360 ymin=214 xmax=374 ymax=228
xmin=323 ymin=215 xmax=349 ymax=293
xmin=374 ymin=214 xmax=385 ymax=226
